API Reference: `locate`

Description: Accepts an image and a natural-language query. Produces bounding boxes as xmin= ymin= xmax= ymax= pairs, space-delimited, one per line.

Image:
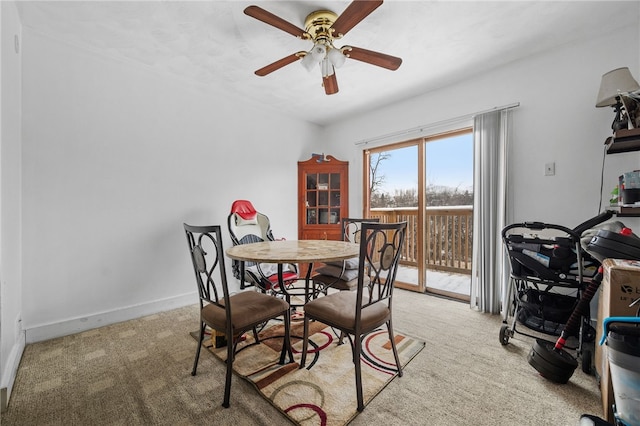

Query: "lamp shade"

xmin=310 ymin=44 xmax=327 ymax=62
xmin=327 ymin=47 xmax=346 ymax=68
xmin=301 ymin=53 xmax=316 ymax=72
xmin=596 ymin=67 xmax=640 ymax=107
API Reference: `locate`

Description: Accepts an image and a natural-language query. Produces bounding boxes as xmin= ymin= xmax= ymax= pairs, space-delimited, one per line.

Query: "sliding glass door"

xmin=365 ymin=141 xmax=423 ymax=291
xmin=363 ymin=129 xmax=473 ymax=300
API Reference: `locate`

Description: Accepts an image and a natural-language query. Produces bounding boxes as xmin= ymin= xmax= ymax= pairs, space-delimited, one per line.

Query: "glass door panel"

xmin=318 ymin=190 xmax=328 ymax=206
xmin=365 ymin=129 xmax=473 ymax=299
xmin=306 ymin=173 xmax=317 ymax=225
xmin=317 ymin=173 xmax=329 ymax=190
xmin=318 ymin=172 xmax=329 ymax=224
xmin=367 ymin=144 xmax=422 ymax=291
xmin=329 ymin=173 xmax=340 ymax=189
xmin=306 ymin=191 xmax=317 ymax=207
xmin=424 ymin=133 xmax=473 ymax=300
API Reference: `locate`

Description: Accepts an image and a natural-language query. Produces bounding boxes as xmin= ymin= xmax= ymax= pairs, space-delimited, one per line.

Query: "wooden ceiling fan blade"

xmin=323 ymin=72 xmax=339 ymax=95
xmin=244 ymin=5 xmax=308 ymax=39
xmin=255 ymin=53 xmax=303 ymax=76
xmin=330 ymin=0 xmax=383 ymax=37
xmin=343 ymin=46 xmax=402 ymax=70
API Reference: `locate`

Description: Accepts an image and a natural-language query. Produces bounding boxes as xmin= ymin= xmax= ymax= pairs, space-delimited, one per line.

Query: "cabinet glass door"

xmin=306 ymin=172 xmax=341 ymax=225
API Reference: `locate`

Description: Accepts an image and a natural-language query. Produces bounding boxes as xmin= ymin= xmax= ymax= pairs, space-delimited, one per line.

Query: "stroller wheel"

xmin=581 ymin=349 xmax=592 ymax=375
xmin=499 ymin=324 xmax=511 ymax=345
xmin=583 ymin=324 xmax=596 ymax=343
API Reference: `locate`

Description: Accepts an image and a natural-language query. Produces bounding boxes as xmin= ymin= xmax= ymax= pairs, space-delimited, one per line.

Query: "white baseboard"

xmin=25 ymin=292 xmax=198 ymax=344
xmin=1 ymin=331 xmax=26 ymax=412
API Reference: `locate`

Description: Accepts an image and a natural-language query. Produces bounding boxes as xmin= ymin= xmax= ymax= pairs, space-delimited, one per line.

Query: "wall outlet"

xmin=545 ymin=162 xmax=555 ymax=176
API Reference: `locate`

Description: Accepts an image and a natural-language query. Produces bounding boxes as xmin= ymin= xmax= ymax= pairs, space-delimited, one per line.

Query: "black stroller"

xmin=499 ymin=212 xmax=613 ymax=374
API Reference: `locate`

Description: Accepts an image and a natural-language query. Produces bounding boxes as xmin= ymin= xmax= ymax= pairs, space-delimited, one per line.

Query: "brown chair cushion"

xmin=201 ymin=291 xmax=288 ymax=332
xmin=303 ymin=291 xmax=390 ymax=333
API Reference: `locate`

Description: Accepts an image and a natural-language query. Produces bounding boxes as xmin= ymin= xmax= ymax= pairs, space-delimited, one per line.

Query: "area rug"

xmin=192 ymin=319 xmax=425 ymax=425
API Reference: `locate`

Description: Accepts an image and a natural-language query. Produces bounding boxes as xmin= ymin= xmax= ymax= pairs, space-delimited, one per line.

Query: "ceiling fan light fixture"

xmin=327 ymin=47 xmax=346 ymax=68
xmin=310 ymin=43 xmax=327 ymax=62
xmin=300 ymin=53 xmax=317 ymax=72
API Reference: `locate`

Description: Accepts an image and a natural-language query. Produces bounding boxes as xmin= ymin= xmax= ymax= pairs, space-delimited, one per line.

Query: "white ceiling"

xmin=16 ymin=1 xmax=640 ymax=126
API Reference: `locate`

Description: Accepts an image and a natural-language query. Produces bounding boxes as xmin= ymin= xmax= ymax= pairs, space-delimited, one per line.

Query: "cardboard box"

xmin=596 ymin=258 xmax=640 ymax=422
xmin=209 ymin=328 xmax=245 ymax=348
xmin=210 ymin=328 xmax=228 ymax=348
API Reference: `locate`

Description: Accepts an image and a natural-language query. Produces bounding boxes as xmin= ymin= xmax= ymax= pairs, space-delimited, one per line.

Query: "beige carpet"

xmin=191 ymin=320 xmax=425 ymax=425
xmin=2 ymin=289 xmax=603 ymax=425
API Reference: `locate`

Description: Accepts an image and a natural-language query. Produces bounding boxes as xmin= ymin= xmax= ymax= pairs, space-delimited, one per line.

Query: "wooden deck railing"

xmin=369 ymin=206 xmax=473 ymax=275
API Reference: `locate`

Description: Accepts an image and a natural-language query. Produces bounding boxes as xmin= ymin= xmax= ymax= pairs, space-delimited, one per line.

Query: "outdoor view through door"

xmin=364 ymin=129 xmax=473 ymax=301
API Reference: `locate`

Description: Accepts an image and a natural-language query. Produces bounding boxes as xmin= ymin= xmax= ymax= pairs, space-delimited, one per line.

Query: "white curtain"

xmin=470 ymin=109 xmax=512 ymax=314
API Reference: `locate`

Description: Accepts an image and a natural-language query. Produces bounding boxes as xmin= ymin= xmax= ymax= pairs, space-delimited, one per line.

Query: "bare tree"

xmin=369 ymin=152 xmax=391 ymax=195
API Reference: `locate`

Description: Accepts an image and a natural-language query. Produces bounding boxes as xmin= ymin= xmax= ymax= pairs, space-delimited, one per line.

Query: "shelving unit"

xmin=606 ymin=205 xmax=640 ymax=217
xmin=604 ymin=129 xmax=640 ymax=215
xmin=605 ymin=128 xmax=640 ymax=154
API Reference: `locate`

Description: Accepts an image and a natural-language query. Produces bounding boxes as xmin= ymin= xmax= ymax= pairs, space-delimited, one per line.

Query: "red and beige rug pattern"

xmin=194 ymin=319 xmax=425 ymax=425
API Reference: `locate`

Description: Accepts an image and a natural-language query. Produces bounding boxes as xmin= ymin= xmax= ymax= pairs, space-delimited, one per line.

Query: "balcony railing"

xmin=369 ymin=206 xmax=473 ymax=275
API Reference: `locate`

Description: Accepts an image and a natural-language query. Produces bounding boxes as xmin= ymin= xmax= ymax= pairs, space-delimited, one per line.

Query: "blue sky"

xmin=375 ymin=133 xmax=473 ymax=193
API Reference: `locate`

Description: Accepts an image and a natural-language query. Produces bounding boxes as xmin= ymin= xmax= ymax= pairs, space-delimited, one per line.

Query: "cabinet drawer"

xmin=301 ymin=229 xmax=341 ymax=241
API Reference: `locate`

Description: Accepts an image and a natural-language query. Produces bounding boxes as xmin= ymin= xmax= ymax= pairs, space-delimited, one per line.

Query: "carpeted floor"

xmin=3 ymin=289 xmax=603 ymax=425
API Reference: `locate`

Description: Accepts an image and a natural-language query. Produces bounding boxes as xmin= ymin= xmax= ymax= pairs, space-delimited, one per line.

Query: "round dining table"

xmin=226 ymin=239 xmax=360 ymax=304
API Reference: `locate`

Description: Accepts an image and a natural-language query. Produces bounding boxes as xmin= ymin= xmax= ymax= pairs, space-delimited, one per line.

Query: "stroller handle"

xmin=502 ymin=222 xmax=579 ymax=240
xmin=572 ymin=211 xmax=613 ymax=235
xmin=503 ymin=212 xmax=614 ymax=240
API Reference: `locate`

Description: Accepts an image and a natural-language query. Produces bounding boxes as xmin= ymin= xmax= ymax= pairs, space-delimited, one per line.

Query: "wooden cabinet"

xmin=298 ymin=155 xmax=348 ymax=240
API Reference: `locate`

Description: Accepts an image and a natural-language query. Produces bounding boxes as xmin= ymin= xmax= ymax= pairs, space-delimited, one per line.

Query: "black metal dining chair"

xmin=184 ymin=223 xmax=293 ymax=408
xmin=312 ymin=218 xmax=380 ymax=292
xmin=300 ymin=221 xmax=407 ymax=412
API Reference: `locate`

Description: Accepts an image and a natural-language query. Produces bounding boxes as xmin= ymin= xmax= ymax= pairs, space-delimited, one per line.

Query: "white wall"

xmin=323 ymin=24 xmax=640 ymax=230
xmin=19 ymin=30 xmax=320 ymax=342
xmin=0 ymin=0 xmax=24 ymax=410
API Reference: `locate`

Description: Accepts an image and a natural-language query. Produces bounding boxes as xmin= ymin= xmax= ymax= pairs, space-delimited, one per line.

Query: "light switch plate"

xmin=545 ymin=162 xmax=555 ymax=176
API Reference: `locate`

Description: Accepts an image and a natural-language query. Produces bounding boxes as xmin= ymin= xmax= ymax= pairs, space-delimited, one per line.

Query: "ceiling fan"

xmin=244 ymin=0 xmax=402 ymax=95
